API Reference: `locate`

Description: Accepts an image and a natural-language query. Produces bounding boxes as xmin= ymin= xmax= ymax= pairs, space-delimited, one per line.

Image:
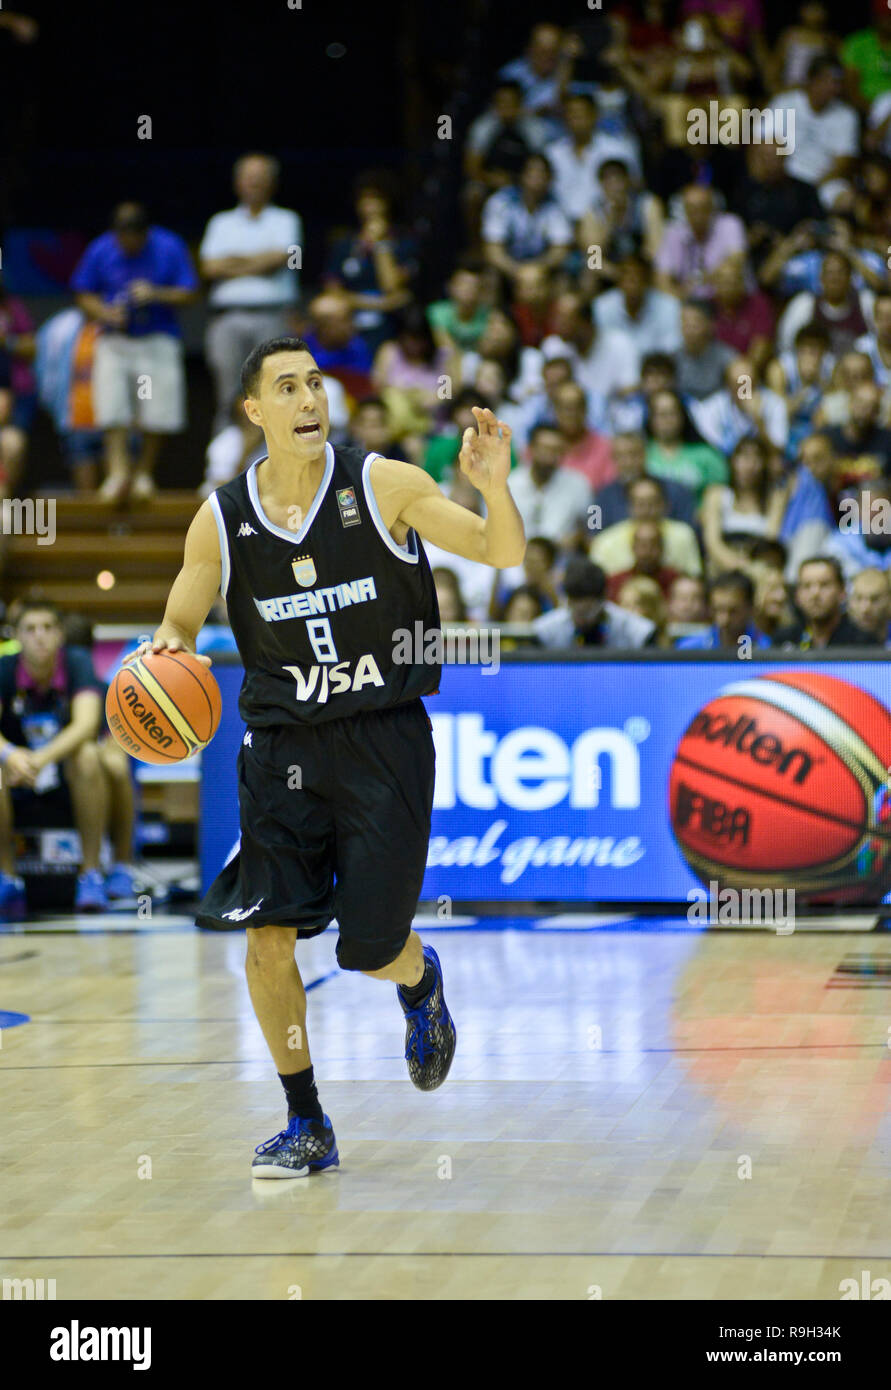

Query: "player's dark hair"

xmin=241 ymin=337 xmax=313 ymax=398
xmin=526 ymin=535 xmax=558 ymax=567
xmin=708 ymin=570 xmax=754 ymax=605
xmin=798 ymin=555 xmax=845 ymax=588
xmin=563 ymin=557 xmax=606 ymax=601
xmin=14 ymin=597 xmax=64 ymax=628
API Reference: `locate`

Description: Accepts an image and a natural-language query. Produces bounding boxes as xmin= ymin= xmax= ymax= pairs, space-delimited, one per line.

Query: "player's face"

xmin=249 ymin=352 xmax=329 ymax=457
xmin=17 ymin=611 xmax=64 ymax=669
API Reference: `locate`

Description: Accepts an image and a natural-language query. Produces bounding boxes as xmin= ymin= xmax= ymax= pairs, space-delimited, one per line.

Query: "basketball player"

xmin=133 ymin=336 xmax=524 ymax=1177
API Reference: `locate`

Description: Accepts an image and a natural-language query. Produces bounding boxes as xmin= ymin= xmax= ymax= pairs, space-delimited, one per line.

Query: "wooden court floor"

xmin=1 ymin=918 xmax=890 ymax=1300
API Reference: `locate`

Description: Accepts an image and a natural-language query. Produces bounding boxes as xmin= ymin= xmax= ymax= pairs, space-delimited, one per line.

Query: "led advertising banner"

xmin=199 ymin=659 xmax=891 ymax=905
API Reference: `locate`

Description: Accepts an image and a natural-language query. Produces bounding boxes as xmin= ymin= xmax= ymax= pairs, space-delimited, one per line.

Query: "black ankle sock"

xmin=279 ymin=1065 xmax=324 ymax=1123
xmin=400 ymin=959 xmax=435 ymax=1006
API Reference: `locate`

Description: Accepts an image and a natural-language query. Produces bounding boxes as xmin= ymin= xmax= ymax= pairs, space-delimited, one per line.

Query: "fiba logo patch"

xmin=336 ymin=487 xmax=361 ymax=528
xmin=669 ymin=672 xmax=891 ymax=905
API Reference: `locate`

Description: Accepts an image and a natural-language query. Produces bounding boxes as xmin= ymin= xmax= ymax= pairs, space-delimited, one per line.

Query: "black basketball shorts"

xmin=195 ymin=698 xmax=436 ymax=971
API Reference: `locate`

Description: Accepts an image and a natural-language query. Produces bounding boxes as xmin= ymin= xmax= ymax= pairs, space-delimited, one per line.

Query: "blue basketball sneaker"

xmin=397 ymin=944 xmax=456 ymax=1091
xmin=251 ymin=1113 xmax=339 ymax=1179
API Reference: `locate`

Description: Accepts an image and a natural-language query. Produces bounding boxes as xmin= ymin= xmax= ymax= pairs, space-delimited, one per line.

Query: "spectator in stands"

xmin=499 ymin=584 xmax=546 ymax=624
xmin=761 ymin=210 xmax=886 ymax=300
xmin=540 ymin=289 xmax=639 ymax=399
xmin=498 ymin=353 xmax=576 ymax=450
xmin=608 ymin=350 xmax=679 ymax=434
xmin=71 ymin=201 xmax=199 ymax=504
xmin=577 ymin=158 xmax=665 ymax=289
xmin=545 ymin=90 xmax=642 ymax=226
xmin=847 ymin=565 xmax=891 ymax=643
xmin=552 ymin=380 xmax=616 ymax=490
xmin=64 ymin=613 xmax=142 ymax=903
xmin=814 ymin=349 xmax=875 ymax=428
xmin=461 ymin=306 xmax=543 ymax=403
xmin=644 ymin=386 xmax=728 ymax=500
xmin=606 ymin=520 xmax=681 ymax=600
xmin=532 ymin=556 xmax=656 ymax=647
xmin=0 ymin=274 xmax=36 ymax=488
xmin=497 ymin=23 xmax=576 ymax=134
xmin=591 ymin=474 xmax=703 ymax=575
xmin=824 ymin=379 xmax=891 ymax=487
xmin=825 ymin=476 xmax=891 ymax=579
xmin=427 ymin=258 xmax=492 ymax=353
xmin=199 ymin=393 xmax=266 ymax=498
xmin=324 ymin=171 xmax=417 ymax=353
xmin=692 ymin=354 xmax=789 ymax=460
xmin=771 ymin=56 xmax=859 ymax=209
xmin=779 ymin=429 xmax=837 ymax=576
xmin=594 ymin=253 xmax=682 ymax=357
xmin=482 ymin=152 xmax=574 ymax=287
xmin=675 ymin=570 xmax=771 ymax=649
xmin=462 ymin=79 xmax=550 ymax=241
xmin=302 ymin=292 xmax=374 ymax=402
xmin=777 ymin=248 xmax=874 ymax=358
xmin=655 ymin=185 xmax=746 ymax=298
xmin=199 ymin=153 xmax=301 ymax=436
xmin=731 ymin=139 xmax=823 ymax=272
xmin=34 ymin=306 xmax=105 ymax=493
xmin=371 ymin=304 xmax=453 ymax=448
xmin=854 ymin=290 xmax=891 ymax=391
xmin=508 ymin=422 xmax=593 ymax=548
xmin=0 ymin=600 xmax=110 ymax=915
xmin=667 ymin=572 xmax=708 ymax=624
xmin=700 ymin=437 xmax=788 ymax=576
xmin=710 ymin=254 xmax=776 ymax=371
xmin=489 ymin=532 xmax=561 ymax=620
xmin=773 ymin=555 xmax=880 ymax=645
xmin=345 ymin=395 xmax=409 ymax=464
xmin=673 ymin=296 xmax=735 ymax=401
xmin=595 ymin=429 xmax=696 ymax=528
xmin=614 ymin=574 xmax=673 ymax=646
xmin=432 ymin=567 xmax=470 ymax=623
xmin=765 ymin=322 xmax=833 ymax=458
xmin=771 ymin=4 xmax=837 ymax=93
xmin=510 ymin=263 xmax=559 ymax=347
xmin=842 ymin=3 xmax=891 ymax=110
xmin=752 ymin=564 xmax=796 ymax=641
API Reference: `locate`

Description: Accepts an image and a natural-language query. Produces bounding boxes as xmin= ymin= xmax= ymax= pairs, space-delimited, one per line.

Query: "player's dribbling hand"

xmin=126 ymin=637 xmax=213 ymax=668
xmin=459 ymin=406 xmax=512 ymax=497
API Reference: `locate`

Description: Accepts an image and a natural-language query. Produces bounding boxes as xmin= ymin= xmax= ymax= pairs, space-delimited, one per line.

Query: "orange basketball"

xmin=105 ymin=650 xmax=222 ymax=764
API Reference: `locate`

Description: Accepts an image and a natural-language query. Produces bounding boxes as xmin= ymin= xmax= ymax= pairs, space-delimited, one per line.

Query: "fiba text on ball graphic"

xmin=106 ymin=650 xmax=222 ymax=765
xmin=668 ymin=672 xmax=891 ymax=906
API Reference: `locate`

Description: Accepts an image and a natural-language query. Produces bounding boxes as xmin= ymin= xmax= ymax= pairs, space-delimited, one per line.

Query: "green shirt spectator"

xmin=645 ymin=441 xmax=727 ymax=502
xmin=842 ymin=24 xmax=891 ymax=105
xmin=427 ymin=298 xmax=490 ymax=351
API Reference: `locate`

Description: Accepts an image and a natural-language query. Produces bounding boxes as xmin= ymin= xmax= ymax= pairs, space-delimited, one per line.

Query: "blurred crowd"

xmin=13 ymin=3 xmax=891 ymax=649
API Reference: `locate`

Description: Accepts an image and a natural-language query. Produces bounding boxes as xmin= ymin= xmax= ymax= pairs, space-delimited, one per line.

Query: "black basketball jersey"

xmin=210 ymin=443 xmax=441 ymax=727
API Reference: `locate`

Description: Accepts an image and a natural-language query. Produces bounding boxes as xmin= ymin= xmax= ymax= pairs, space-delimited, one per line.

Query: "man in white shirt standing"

xmin=772 ymin=58 xmax=859 ymax=211
xmin=200 ymin=153 xmax=302 ymax=432
xmin=544 ymin=90 xmax=642 ymax=226
xmin=508 ymin=423 xmax=594 ymax=550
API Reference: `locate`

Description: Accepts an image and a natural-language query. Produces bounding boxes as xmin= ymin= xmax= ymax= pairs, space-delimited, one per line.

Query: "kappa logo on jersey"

xmin=237 ymin=522 xmax=257 ymax=537
xmin=243 ymin=731 xmax=253 ymax=746
xmin=282 ymin=653 xmax=385 ymax=704
xmin=336 ymin=486 xmax=361 ymax=529
xmin=221 ymin=897 xmax=265 ymax=921
xmin=291 ymin=554 xmax=317 ymax=588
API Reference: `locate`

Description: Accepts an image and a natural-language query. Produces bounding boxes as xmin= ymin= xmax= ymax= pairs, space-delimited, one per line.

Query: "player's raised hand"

xmin=458 ymin=406 xmax=512 ymax=497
